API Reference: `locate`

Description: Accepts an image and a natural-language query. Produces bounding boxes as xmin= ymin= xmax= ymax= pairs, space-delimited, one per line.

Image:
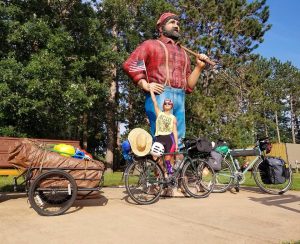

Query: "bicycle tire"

xmin=28 ymin=170 xmax=77 ymax=216
xmin=253 ymin=159 xmax=293 ymax=195
xmin=213 ymin=158 xmax=234 ymax=193
xmin=181 ymin=158 xmax=215 ymax=198
xmin=125 ymin=158 xmax=163 ymax=205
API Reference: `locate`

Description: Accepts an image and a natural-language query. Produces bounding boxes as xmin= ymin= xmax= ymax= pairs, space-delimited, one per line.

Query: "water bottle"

xmin=166 ymin=161 xmax=173 ymax=175
xmin=242 ymin=162 xmax=249 ymax=172
xmin=234 ymin=159 xmax=241 ymax=171
xmin=174 ymin=159 xmax=181 ymax=170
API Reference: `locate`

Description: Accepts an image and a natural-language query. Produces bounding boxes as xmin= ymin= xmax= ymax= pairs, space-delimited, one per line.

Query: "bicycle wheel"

xmin=213 ymin=158 xmax=234 ymax=193
xmin=125 ymin=158 xmax=164 ymax=205
xmin=28 ymin=170 xmax=77 ymax=216
xmin=181 ymin=158 xmax=215 ymax=198
xmin=253 ymin=159 xmax=293 ymax=195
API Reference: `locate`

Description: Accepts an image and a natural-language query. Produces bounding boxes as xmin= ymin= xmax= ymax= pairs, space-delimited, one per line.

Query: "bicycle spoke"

xmin=213 ymin=159 xmax=234 ymax=193
xmin=182 ymin=159 xmax=215 ymax=198
xmin=125 ymin=159 xmax=163 ymax=204
xmin=253 ymin=160 xmax=293 ymax=195
xmin=28 ymin=170 xmax=77 ymax=216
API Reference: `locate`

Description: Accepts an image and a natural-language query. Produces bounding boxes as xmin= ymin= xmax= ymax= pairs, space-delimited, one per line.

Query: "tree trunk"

xmin=264 ymin=108 xmax=269 ymax=138
xmin=275 ymin=110 xmax=281 ymax=143
xmin=82 ymin=112 xmax=88 ymax=150
xmin=105 ymin=75 xmax=117 ymax=172
xmin=127 ymin=93 xmax=134 ymax=130
xmin=105 ymin=25 xmax=118 ymax=172
xmin=295 ymin=117 xmax=300 ymax=143
xmin=290 ymin=95 xmax=296 ymax=143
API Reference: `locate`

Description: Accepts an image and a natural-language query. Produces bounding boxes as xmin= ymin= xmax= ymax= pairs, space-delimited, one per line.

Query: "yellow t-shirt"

xmin=155 ymin=111 xmax=175 ymax=136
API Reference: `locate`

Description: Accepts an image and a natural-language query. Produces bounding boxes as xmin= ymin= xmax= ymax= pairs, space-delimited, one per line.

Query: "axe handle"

xmin=179 ymin=44 xmax=216 ymax=66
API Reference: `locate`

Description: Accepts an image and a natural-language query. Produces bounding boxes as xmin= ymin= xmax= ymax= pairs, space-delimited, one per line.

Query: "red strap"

xmin=156 ymin=40 xmax=170 ymax=86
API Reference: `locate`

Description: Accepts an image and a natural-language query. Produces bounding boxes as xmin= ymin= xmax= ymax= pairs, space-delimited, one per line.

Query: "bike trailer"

xmin=8 ymin=139 xmax=105 ymax=197
xmin=258 ymin=157 xmax=290 ymax=184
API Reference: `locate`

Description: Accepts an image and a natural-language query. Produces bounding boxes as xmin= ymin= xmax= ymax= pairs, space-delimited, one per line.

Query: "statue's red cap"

xmin=156 ymin=12 xmax=178 ymax=28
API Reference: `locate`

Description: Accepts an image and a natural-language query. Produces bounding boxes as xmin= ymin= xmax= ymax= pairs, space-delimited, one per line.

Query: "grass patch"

xmin=103 ymin=171 xmax=124 ymax=187
xmin=1 ymin=171 xmax=299 ymax=192
xmin=0 ymin=176 xmax=15 ymax=191
xmin=0 ymin=175 xmax=25 ymax=192
xmin=242 ymin=172 xmax=300 ymax=191
xmin=102 ymin=171 xmax=300 ymax=189
xmin=290 ymin=172 xmax=300 ymax=190
xmin=0 ymin=172 xmax=126 ymax=192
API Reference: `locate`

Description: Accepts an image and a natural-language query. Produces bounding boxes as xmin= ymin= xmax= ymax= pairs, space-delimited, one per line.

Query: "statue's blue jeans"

xmin=145 ymin=86 xmax=186 ymax=149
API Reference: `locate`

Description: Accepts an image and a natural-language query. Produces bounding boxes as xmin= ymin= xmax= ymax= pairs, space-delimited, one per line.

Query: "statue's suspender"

xmin=156 ymin=39 xmax=188 ymax=88
xmin=156 ymin=40 xmax=170 ymax=86
xmin=183 ymin=49 xmax=188 ymax=89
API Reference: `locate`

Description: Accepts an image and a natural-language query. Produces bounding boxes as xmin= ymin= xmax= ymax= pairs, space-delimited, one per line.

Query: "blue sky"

xmin=254 ymin=0 xmax=300 ymax=68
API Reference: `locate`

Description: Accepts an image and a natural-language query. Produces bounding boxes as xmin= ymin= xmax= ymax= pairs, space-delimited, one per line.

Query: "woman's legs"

xmin=155 ymin=134 xmax=176 ymax=176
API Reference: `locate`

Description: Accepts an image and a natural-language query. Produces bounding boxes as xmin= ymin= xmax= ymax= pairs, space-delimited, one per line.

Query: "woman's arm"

xmin=173 ymin=117 xmax=178 ymax=151
xmin=149 ymin=86 xmax=161 ymax=116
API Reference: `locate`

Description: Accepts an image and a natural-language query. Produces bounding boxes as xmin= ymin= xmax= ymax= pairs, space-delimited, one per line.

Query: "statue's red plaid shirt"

xmin=123 ymin=36 xmax=193 ymax=93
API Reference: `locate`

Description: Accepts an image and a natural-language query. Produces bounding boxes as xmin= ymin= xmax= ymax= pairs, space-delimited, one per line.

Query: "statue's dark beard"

xmin=162 ymin=26 xmax=181 ymax=41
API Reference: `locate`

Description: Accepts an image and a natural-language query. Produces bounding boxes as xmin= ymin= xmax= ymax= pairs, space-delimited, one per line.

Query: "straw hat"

xmin=128 ymin=128 xmax=153 ymax=157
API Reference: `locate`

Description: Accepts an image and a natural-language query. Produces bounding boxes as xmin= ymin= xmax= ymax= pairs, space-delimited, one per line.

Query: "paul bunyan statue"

xmin=123 ymin=12 xmax=211 ymax=149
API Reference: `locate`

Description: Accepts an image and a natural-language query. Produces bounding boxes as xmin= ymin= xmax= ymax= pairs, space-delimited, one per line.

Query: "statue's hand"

xmin=138 ymin=79 xmax=164 ymax=94
xmin=196 ymin=53 xmax=209 ymax=69
xmin=148 ymin=82 xmax=164 ymax=94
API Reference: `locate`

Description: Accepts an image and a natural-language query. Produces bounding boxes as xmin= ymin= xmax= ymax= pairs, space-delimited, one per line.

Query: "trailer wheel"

xmin=28 ymin=170 xmax=77 ymax=216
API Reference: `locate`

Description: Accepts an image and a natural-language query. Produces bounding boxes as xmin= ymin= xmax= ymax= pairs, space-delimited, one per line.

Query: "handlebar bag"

xmin=259 ymin=140 xmax=272 ymax=154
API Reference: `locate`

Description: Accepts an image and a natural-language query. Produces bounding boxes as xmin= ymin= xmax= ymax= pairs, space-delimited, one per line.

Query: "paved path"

xmin=0 ymin=187 xmax=300 ymax=244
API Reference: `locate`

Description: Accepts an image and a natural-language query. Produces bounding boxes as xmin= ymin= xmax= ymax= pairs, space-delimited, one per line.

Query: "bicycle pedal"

xmin=162 ymin=184 xmax=169 ymax=189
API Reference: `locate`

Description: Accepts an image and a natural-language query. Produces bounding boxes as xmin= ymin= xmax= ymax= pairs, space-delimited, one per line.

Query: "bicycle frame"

xmin=222 ymin=147 xmax=264 ymax=177
xmin=159 ymin=150 xmax=195 ymax=175
xmin=160 ymin=151 xmax=186 ymax=165
xmin=239 ymin=157 xmax=262 ymax=175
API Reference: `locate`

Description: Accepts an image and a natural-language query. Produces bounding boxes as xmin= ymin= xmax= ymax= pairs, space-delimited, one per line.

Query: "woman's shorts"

xmin=155 ymin=133 xmax=175 ymax=153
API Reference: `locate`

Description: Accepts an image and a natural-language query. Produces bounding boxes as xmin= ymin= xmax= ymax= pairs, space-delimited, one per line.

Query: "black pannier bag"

xmin=258 ymin=157 xmax=290 ymax=184
xmin=187 ymin=137 xmax=212 ymax=158
xmin=195 ymin=137 xmax=212 ymax=152
xmin=207 ymin=150 xmax=222 ymax=171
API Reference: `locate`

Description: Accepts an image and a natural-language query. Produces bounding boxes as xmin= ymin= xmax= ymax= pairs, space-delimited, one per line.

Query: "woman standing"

xmin=149 ymin=86 xmax=178 ymax=175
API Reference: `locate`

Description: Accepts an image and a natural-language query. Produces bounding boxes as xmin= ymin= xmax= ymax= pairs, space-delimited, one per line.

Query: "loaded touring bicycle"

xmin=212 ymin=138 xmax=293 ymax=194
xmin=124 ymin=137 xmax=216 ymax=204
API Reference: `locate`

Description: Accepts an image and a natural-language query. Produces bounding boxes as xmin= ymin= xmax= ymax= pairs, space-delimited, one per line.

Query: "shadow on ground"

xmin=65 ymin=194 xmax=109 ymax=215
xmin=224 ymin=186 xmax=265 ymax=195
xmin=248 ymin=193 xmax=300 ymax=214
xmin=0 ymin=192 xmax=27 ymax=203
xmin=239 ymin=186 xmax=266 ymax=194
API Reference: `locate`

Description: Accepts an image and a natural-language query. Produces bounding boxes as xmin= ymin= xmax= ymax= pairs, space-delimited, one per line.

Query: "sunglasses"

xmin=164 ymin=101 xmax=173 ymax=106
